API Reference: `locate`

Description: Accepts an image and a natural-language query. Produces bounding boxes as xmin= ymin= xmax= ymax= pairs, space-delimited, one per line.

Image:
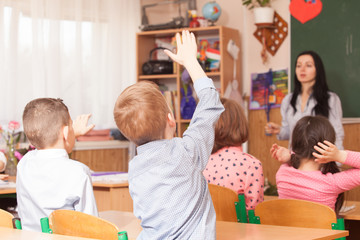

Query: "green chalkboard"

xmin=291 ymin=0 xmax=360 ymax=117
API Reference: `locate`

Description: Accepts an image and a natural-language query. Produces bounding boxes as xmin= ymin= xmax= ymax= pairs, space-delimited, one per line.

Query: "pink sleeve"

xmin=244 ymin=163 xmax=264 ymax=210
xmin=332 ymin=168 xmax=360 ymax=193
xmin=332 ymin=151 xmax=360 ymax=193
xmin=344 ymin=151 xmax=360 ymax=169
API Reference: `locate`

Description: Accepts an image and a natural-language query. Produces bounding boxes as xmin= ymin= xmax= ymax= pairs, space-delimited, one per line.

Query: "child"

xmin=203 ymin=97 xmax=264 ymax=210
xmin=113 ymin=30 xmax=224 ymax=239
xmin=17 ymin=98 xmax=98 ymax=232
xmin=271 ymin=115 xmax=360 ymax=215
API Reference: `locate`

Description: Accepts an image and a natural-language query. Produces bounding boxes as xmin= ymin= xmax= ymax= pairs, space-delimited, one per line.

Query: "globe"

xmin=202 ymin=1 xmax=222 ymax=25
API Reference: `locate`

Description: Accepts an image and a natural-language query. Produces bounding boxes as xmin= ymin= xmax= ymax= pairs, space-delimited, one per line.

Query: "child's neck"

xmin=298 ymin=158 xmax=321 ymax=171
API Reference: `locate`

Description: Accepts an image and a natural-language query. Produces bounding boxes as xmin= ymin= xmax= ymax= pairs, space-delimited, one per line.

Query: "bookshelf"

xmin=136 ymin=26 xmax=241 ymax=136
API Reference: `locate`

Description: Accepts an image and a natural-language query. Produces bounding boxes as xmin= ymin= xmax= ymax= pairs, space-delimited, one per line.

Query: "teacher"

xmin=265 ymin=50 xmax=344 ymax=149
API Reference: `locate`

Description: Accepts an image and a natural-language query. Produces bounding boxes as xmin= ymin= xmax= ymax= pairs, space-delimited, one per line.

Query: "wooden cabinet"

xmin=71 ymin=141 xmax=130 ymax=172
xmin=136 ymin=26 xmax=241 ymax=136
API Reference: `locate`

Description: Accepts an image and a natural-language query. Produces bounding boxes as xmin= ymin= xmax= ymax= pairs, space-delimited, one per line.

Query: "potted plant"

xmin=242 ymin=0 xmax=275 ymax=26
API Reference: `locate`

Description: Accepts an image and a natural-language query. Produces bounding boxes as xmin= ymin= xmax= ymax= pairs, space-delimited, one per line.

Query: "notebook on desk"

xmin=91 ymin=172 xmax=128 ymax=183
xmin=0 ymin=180 xmax=16 ymax=188
xmin=340 ymin=204 xmax=356 ymax=213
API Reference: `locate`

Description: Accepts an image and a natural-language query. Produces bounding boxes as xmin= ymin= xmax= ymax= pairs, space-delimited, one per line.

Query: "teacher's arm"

xmin=277 ymin=94 xmax=291 ymax=141
xmin=329 ymin=92 xmax=344 ymax=150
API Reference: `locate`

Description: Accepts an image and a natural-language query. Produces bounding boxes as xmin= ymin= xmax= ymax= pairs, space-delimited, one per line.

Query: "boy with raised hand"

xmin=113 ymin=30 xmax=224 ymax=240
xmin=17 ymin=98 xmax=98 ymax=232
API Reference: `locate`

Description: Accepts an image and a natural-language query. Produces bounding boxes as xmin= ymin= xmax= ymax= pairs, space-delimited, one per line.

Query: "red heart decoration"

xmin=289 ymin=0 xmax=323 ymax=24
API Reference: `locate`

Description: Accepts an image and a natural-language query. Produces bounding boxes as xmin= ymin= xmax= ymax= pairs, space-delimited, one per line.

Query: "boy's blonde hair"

xmin=114 ymin=81 xmax=171 ymax=146
xmin=22 ymin=98 xmax=70 ymax=149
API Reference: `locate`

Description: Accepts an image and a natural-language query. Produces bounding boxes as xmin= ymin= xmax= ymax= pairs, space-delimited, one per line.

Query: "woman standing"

xmin=265 ymin=51 xmax=344 ymax=149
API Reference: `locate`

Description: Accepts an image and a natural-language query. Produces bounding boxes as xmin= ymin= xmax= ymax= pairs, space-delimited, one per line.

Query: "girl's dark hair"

xmin=290 ymin=51 xmax=330 ymax=117
xmin=289 ymin=116 xmax=344 ymax=215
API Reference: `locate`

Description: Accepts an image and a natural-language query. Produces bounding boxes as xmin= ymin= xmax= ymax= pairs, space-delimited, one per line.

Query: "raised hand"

xmin=73 ymin=114 xmax=95 ymax=137
xmin=164 ymin=30 xmax=206 ymax=82
xmin=270 ymin=143 xmax=291 ymax=163
xmin=313 ymin=140 xmax=347 ymax=164
xmin=164 ymin=30 xmax=197 ymax=67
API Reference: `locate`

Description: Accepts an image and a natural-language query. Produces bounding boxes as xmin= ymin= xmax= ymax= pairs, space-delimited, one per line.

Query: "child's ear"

xmin=167 ymin=113 xmax=176 ymax=128
xmin=62 ymin=126 xmax=69 ymax=141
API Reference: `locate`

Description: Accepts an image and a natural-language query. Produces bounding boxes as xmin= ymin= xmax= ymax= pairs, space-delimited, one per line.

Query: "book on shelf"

xmin=197 ymin=35 xmax=221 ymax=72
xmin=163 ymin=90 xmax=178 ymax=119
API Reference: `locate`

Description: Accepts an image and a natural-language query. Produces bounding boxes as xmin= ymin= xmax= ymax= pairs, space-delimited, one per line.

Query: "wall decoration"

xmin=289 ymin=0 xmax=323 ymax=24
xmin=253 ymin=11 xmax=288 ymax=64
xmin=250 ymin=68 xmax=288 ymax=110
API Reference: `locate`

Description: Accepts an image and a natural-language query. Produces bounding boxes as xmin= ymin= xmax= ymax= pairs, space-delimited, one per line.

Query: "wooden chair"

xmin=248 ymin=199 xmax=346 ymax=240
xmin=0 ymin=209 xmax=14 ymax=228
xmin=0 ymin=209 xmax=21 ymax=229
xmin=40 ymin=209 xmax=127 ymax=240
xmin=208 ymin=183 xmax=247 ymax=223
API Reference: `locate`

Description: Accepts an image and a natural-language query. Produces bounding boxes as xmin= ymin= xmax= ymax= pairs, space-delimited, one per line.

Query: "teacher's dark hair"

xmin=291 ymin=51 xmax=330 ymax=117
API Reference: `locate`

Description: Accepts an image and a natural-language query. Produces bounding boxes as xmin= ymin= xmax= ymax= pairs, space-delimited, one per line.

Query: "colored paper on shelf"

xmin=206 ymin=48 xmax=220 ymax=60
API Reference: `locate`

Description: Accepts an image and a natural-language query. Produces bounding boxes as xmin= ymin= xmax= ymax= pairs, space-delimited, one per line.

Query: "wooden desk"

xmin=99 ymin=210 xmax=349 ymax=240
xmin=0 ymin=179 xmax=133 ymax=212
xmin=0 ymin=187 xmax=16 ymax=195
xmin=92 ymin=181 xmax=132 ymax=212
xmin=0 ymin=177 xmax=16 ymax=196
xmin=340 ymin=201 xmax=360 ymax=220
xmin=0 ymin=226 xmax=97 ymax=240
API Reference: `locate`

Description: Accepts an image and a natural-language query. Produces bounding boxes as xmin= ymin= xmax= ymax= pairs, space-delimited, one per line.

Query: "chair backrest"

xmin=0 ymin=209 xmax=14 ymax=228
xmin=253 ymin=199 xmax=337 ymax=229
xmin=47 ymin=210 xmax=121 ymax=240
xmin=208 ymin=184 xmax=247 ymax=222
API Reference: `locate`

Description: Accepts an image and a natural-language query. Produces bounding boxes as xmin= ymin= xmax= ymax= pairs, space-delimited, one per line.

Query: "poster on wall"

xmin=250 ymin=69 xmax=288 ymax=110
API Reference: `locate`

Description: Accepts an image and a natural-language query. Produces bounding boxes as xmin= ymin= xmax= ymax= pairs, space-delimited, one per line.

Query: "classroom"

xmin=0 ymin=0 xmax=359 ymax=239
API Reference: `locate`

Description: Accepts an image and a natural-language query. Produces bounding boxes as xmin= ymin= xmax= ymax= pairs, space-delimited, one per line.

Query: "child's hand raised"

xmin=270 ymin=143 xmax=291 ymax=163
xmin=313 ymin=140 xmax=347 ymax=164
xmin=165 ymin=30 xmax=206 ymax=82
xmin=164 ymin=30 xmax=197 ymax=67
xmin=73 ymin=114 xmax=95 ymax=137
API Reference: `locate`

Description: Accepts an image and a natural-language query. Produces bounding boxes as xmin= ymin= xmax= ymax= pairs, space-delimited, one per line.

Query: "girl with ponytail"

xmin=271 ymin=115 xmax=360 ymax=216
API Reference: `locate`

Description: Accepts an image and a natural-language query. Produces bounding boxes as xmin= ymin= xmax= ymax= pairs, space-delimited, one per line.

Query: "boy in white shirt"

xmin=17 ymin=98 xmax=98 ymax=232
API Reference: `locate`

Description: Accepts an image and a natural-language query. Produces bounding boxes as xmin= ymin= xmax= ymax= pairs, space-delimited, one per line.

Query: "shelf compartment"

xmin=139 ymin=74 xmax=177 ymax=79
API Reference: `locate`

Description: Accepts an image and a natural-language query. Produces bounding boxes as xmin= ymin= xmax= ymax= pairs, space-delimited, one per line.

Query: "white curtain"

xmin=0 ymin=0 xmax=140 ymax=129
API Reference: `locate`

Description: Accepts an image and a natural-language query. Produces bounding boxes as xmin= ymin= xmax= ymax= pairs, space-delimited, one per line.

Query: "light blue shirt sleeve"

xmin=328 ymin=92 xmax=344 ymax=150
xmin=182 ymin=76 xmax=224 ymax=170
xmin=278 ymin=94 xmax=291 ymax=141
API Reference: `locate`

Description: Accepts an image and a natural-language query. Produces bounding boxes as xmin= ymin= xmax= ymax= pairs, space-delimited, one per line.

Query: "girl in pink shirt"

xmin=203 ymin=98 xmax=264 ymax=210
xmin=272 ymin=115 xmax=360 ymax=216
